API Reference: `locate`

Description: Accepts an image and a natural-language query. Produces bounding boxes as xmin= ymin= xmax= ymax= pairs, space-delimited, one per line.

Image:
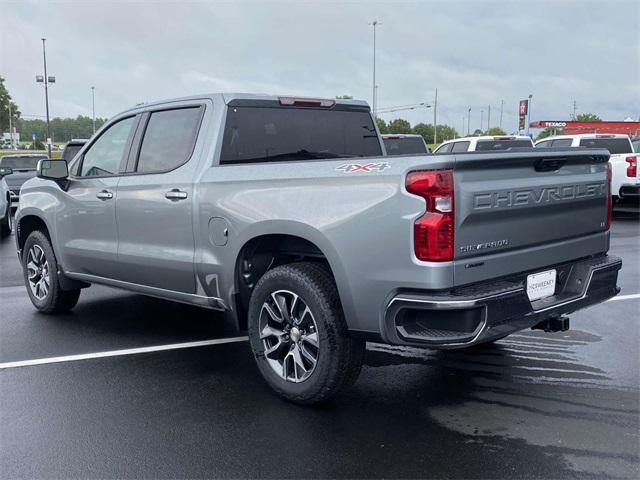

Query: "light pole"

xmin=433 ymin=88 xmax=438 ymax=144
xmin=499 ymin=99 xmax=504 ymax=129
xmin=91 ymin=86 xmax=96 ymax=134
xmin=369 ymin=20 xmax=381 ymax=117
xmin=526 ymin=93 xmax=533 ymax=136
xmin=480 ymin=109 xmax=484 ymax=133
xmin=35 ymin=38 xmax=54 ymax=157
xmin=467 ymin=108 xmax=471 ymax=136
xmin=487 ymin=105 xmax=491 ymax=131
xmin=462 ymin=117 xmax=465 ymax=138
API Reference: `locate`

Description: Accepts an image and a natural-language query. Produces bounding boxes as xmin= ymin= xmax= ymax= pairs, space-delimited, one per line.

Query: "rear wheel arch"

xmin=233 ymin=233 xmax=338 ymax=331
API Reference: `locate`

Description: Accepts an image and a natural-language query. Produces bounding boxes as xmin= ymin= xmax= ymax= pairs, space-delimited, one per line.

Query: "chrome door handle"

xmin=165 ymin=189 xmax=188 ymax=200
xmin=96 ymin=190 xmax=113 ymax=200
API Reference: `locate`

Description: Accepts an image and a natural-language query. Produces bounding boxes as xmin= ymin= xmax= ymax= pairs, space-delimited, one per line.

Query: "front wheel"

xmin=248 ymin=262 xmax=364 ymax=404
xmin=22 ymin=230 xmax=81 ymax=313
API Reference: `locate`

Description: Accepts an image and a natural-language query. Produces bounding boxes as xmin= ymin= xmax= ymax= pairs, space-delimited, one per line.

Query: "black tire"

xmin=0 ymin=201 xmax=11 ymax=237
xmin=22 ymin=230 xmax=81 ymax=314
xmin=248 ymin=262 xmax=365 ymax=404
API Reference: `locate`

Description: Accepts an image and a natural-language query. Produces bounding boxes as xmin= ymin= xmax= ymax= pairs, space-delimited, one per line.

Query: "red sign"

xmin=519 ymin=100 xmax=529 ymax=116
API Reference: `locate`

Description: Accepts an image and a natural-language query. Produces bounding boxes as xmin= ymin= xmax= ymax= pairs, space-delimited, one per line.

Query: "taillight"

xmin=626 ymin=156 xmax=637 ymax=177
xmin=606 ymin=162 xmax=612 ymax=230
xmin=406 ymin=169 xmax=454 ymax=262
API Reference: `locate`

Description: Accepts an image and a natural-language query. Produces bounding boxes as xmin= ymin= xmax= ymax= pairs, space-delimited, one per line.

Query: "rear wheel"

xmin=22 ymin=230 xmax=81 ymax=313
xmin=248 ymin=262 xmax=364 ymax=404
xmin=0 ymin=201 xmax=11 ymax=237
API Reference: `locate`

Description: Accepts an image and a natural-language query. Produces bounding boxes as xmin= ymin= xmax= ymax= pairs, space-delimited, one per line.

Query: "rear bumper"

xmin=383 ymin=254 xmax=622 ymax=349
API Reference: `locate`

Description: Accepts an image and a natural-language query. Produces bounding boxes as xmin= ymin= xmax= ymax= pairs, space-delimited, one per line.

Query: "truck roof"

xmin=381 ymin=134 xmax=424 ymax=139
xmin=120 ymin=93 xmax=370 ymax=114
xmin=536 ymin=133 xmax=630 ymax=142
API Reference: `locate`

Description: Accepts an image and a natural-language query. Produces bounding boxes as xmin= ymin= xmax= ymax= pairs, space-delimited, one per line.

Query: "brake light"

xmin=626 ymin=156 xmax=637 ymax=177
xmin=406 ymin=170 xmax=454 ymax=261
xmin=278 ymin=96 xmax=336 ymax=108
xmin=606 ymin=162 xmax=612 ymax=230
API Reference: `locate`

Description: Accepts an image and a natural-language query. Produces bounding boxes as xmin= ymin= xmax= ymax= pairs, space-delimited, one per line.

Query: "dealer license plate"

xmin=526 ymin=269 xmax=556 ymax=302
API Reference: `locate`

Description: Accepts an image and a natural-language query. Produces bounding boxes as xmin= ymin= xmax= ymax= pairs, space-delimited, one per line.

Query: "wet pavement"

xmin=1 ymin=216 xmax=638 ymax=479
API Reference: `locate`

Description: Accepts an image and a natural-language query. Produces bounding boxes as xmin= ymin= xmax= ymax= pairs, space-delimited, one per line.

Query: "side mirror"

xmin=37 ymin=159 xmax=68 ymax=180
xmin=0 ymin=167 xmax=13 ymax=177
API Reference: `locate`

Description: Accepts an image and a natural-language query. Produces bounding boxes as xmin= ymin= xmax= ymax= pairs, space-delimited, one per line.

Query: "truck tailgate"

xmin=453 ymin=149 xmax=610 ymax=286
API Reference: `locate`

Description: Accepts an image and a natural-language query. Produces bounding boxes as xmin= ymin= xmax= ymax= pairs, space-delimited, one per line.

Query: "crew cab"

xmin=15 ymin=93 xmax=621 ymax=404
xmin=535 ymin=134 xmax=639 ymax=211
xmin=382 ymin=134 xmax=431 ymax=155
xmin=434 ymin=135 xmax=533 ymax=153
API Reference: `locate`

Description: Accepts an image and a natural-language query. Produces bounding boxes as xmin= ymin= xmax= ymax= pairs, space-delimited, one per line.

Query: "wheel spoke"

xmin=302 ymin=332 xmax=318 ymax=349
xmin=291 ymin=345 xmax=309 ymax=380
xmin=263 ymin=302 xmax=283 ymax=323
xmin=260 ymin=323 xmax=284 ymax=340
xmin=299 ymin=343 xmax=316 ymax=365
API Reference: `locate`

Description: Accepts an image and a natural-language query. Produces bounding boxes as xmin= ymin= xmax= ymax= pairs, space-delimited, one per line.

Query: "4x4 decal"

xmin=335 ymin=162 xmax=390 ymax=173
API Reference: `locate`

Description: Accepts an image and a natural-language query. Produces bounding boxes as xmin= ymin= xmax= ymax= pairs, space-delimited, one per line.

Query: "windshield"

xmin=62 ymin=144 xmax=84 ymax=161
xmin=0 ymin=155 xmax=47 ymax=170
xmin=475 ymin=139 xmax=533 ymax=151
xmin=220 ymin=106 xmax=382 ymax=164
xmin=383 ymin=137 xmax=428 ymax=155
xmin=579 ymin=138 xmax=632 ymax=154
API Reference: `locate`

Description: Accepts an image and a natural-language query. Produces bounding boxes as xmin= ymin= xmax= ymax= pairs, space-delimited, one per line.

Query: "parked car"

xmin=60 ymin=139 xmax=88 ymax=162
xmin=535 ymin=134 xmax=639 ymax=211
xmin=382 ymin=134 xmax=431 ymax=155
xmin=15 ymin=93 xmax=621 ymax=404
xmin=0 ymin=166 xmax=13 ymax=237
xmin=434 ymin=135 xmax=534 ymax=153
xmin=0 ymin=154 xmax=48 ymax=208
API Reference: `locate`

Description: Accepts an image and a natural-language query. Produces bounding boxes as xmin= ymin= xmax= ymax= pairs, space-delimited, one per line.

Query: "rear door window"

xmin=475 ymin=139 xmax=533 ymax=151
xmin=550 ymin=138 xmax=572 ymax=147
xmin=578 ymin=138 xmax=632 ymax=154
xmin=451 ymin=141 xmax=470 ymax=152
xmin=220 ymin=106 xmax=381 ymax=164
xmin=136 ymin=107 xmax=203 ymax=173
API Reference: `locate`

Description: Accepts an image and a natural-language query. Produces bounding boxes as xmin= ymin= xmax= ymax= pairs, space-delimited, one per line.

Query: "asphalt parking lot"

xmin=1 ymin=216 xmax=638 ymax=479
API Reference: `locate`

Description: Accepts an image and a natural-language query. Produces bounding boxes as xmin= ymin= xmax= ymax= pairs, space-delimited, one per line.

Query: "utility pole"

xmin=499 ymin=99 xmax=504 ymax=129
xmin=487 ymin=105 xmax=491 ymax=131
xmin=572 ymin=99 xmax=577 ymax=119
xmin=480 ymin=109 xmax=484 ymax=133
xmin=462 ymin=117 xmax=465 ymax=139
xmin=467 ymin=108 xmax=471 ymax=136
xmin=369 ymin=21 xmax=381 ymax=117
xmin=8 ymin=102 xmax=13 ymax=149
xmin=36 ymin=38 xmax=54 ymax=158
xmin=91 ymin=86 xmax=96 ymax=134
xmin=433 ymin=87 xmax=438 ymax=144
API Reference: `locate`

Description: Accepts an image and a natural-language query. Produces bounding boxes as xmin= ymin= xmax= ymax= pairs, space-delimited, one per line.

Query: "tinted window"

xmin=80 ymin=117 xmax=136 ymax=177
xmin=451 ymin=141 xmax=470 ymax=152
xmin=434 ymin=142 xmax=453 ymax=153
xmin=551 ymin=138 xmax=572 ymax=147
xmin=220 ymin=107 xmax=382 ymax=164
xmin=61 ymin=144 xmax=83 ymax=162
xmin=383 ymin=137 xmax=428 ymax=155
xmin=578 ymin=138 xmax=632 ymax=154
xmin=475 ymin=139 xmax=533 ymax=151
xmin=137 ymin=107 xmax=202 ymax=173
xmin=632 ymin=139 xmax=640 ymax=153
xmin=0 ymin=155 xmax=47 ymax=169
xmin=535 ymin=140 xmax=551 ymax=148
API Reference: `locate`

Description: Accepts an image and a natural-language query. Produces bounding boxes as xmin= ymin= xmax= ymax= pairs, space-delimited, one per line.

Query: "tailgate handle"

xmin=535 ymin=157 xmax=567 ymax=172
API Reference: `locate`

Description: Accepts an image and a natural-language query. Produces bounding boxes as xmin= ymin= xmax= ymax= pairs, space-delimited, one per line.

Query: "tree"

xmin=485 ymin=127 xmax=507 ymax=136
xmin=387 ymin=118 xmax=412 ymax=134
xmin=16 ymin=115 xmax=108 ymax=143
xmin=575 ymin=113 xmax=601 ymax=122
xmin=335 ymin=95 xmax=353 ymax=99
xmin=535 ymin=127 xmax=561 ymax=141
xmin=472 ymin=129 xmax=483 ymax=136
xmin=374 ymin=117 xmax=388 ymax=134
xmin=436 ymin=124 xmax=458 ymax=141
xmin=413 ymin=123 xmax=434 ymax=144
xmin=0 ymin=76 xmax=21 ymax=134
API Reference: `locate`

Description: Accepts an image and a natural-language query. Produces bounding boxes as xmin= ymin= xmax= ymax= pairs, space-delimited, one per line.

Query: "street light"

xmin=526 ymin=93 xmax=533 ymax=137
xmin=91 ymin=86 xmax=96 ymax=134
xmin=368 ymin=20 xmax=381 ymax=117
xmin=35 ymin=38 xmax=54 ymax=158
xmin=467 ymin=108 xmax=471 ymax=136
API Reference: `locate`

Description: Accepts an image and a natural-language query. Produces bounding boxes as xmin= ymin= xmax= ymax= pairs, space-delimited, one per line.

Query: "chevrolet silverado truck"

xmin=15 ymin=93 xmax=621 ymax=404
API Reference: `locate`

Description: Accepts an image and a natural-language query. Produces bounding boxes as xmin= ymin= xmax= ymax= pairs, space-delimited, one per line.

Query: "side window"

xmin=552 ymin=138 xmax=573 ymax=147
xmin=136 ymin=107 xmax=202 ymax=173
xmin=451 ymin=141 xmax=470 ymax=152
xmin=536 ymin=140 xmax=551 ymax=148
xmin=80 ymin=117 xmax=136 ymax=177
xmin=435 ymin=142 xmax=453 ymax=153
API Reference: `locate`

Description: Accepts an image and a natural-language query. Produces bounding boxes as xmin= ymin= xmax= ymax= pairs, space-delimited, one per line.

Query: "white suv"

xmin=535 ymin=134 xmax=639 ymax=211
xmin=434 ymin=135 xmax=533 ymax=153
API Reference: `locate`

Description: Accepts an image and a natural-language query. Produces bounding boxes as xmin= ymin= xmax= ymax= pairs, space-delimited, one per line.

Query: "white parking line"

xmin=0 ymin=336 xmax=249 ymax=370
xmin=606 ymin=293 xmax=640 ymax=302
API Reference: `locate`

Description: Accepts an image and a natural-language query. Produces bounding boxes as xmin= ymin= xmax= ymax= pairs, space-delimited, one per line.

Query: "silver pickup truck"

xmin=15 ymin=93 xmax=622 ymax=404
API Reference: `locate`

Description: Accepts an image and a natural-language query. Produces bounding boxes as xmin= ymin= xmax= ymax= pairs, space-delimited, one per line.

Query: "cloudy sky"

xmin=2 ymin=0 xmax=638 ymax=134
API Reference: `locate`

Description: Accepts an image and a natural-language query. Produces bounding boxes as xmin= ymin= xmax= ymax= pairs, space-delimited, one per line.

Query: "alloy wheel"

xmin=259 ymin=290 xmax=320 ymax=383
xmin=26 ymin=244 xmax=50 ymax=300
